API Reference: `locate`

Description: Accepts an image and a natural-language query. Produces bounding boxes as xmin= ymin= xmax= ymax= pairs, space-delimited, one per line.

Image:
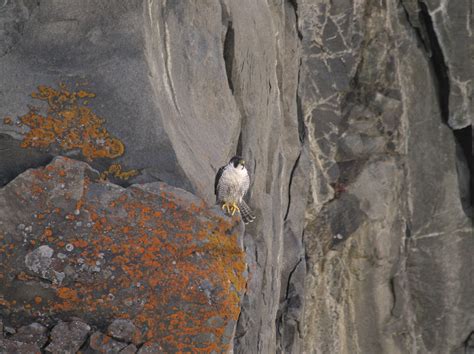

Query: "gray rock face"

xmin=120 ymin=344 xmax=138 ymax=354
xmin=45 ymin=320 xmax=91 ymax=353
xmin=0 ymin=156 xmax=245 ymax=352
xmin=0 ymin=1 xmax=304 ymax=353
xmin=0 ymin=0 xmax=472 ymax=353
xmin=88 ymin=331 xmax=128 ymax=353
xmin=137 ymin=342 xmax=164 ymax=354
xmin=107 ymin=319 xmax=141 ymax=345
xmin=10 ymin=323 xmax=48 ymax=348
xmin=401 ymin=0 xmax=473 ymax=129
xmin=0 ymin=316 xmax=144 ymax=354
xmin=298 ymin=0 xmax=473 ymax=353
xmin=0 ymin=133 xmax=52 ymax=187
xmin=0 ymin=338 xmax=41 ymax=354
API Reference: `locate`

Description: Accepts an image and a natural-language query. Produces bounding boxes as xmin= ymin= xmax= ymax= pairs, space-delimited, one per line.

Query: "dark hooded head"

xmin=229 ymin=156 xmax=245 ymax=168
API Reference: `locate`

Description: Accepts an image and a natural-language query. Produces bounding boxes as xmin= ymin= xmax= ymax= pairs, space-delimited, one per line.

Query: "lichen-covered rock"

xmin=88 ymin=331 xmax=128 ymax=353
xmin=44 ymin=320 xmax=91 ymax=353
xmin=136 ymin=342 xmax=164 ymax=354
xmin=0 ymin=157 xmax=246 ymax=352
xmin=0 ymin=1 xmax=306 ymax=352
xmin=0 ymin=338 xmax=41 ymax=354
xmin=119 ymin=344 xmax=137 ymax=354
xmin=0 ymin=0 xmax=471 ymax=353
xmin=107 ymin=319 xmax=141 ymax=344
xmin=10 ymin=322 xmax=48 ymax=348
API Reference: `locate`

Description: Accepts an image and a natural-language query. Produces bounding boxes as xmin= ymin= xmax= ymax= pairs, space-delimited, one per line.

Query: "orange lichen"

xmin=19 ymin=84 xmax=123 ymax=160
xmin=3 ymin=116 xmax=13 ymax=125
xmin=17 ymin=272 xmax=34 ymax=281
xmin=99 ymin=163 xmax=139 ymax=181
xmin=57 ymin=287 xmax=79 ymax=302
xmin=15 ymin=83 xmax=137 ymax=181
xmin=0 ymin=158 xmax=247 ymax=352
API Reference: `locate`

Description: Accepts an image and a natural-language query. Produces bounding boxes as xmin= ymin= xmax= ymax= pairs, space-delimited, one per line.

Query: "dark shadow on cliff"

xmin=417 ymin=1 xmax=472 ymax=214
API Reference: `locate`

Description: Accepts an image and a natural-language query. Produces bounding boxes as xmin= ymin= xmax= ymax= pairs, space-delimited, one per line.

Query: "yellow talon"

xmin=222 ymin=202 xmax=240 ymax=216
xmin=222 ymin=202 xmax=231 ymax=214
xmin=231 ymin=202 xmax=240 ymax=216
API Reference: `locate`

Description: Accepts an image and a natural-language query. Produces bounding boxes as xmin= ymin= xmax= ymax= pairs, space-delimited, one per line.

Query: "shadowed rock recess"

xmin=0 ymin=1 xmax=471 ymax=353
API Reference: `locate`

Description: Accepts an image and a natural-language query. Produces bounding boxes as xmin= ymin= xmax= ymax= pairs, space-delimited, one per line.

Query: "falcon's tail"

xmin=238 ymin=200 xmax=256 ymax=224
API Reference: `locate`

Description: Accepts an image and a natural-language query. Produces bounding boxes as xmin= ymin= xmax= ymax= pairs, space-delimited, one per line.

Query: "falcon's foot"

xmin=221 ymin=202 xmax=240 ymax=216
xmin=230 ymin=202 xmax=240 ymax=216
xmin=221 ymin=202 xmax=231 ymax=214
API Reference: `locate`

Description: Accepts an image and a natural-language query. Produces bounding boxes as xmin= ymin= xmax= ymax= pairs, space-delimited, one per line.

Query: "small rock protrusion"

xmin=89 ymin=331 xmax=128 ymax=353
xmin=0 ymin=339 xmax=41 ymax=353
xmin=120 ymin=343 xmax=138 ymax=354
xmin=107 ymin=319 xmax=142 ymax=344
xmin=4 ymin=326 xmax=16 ymax=335
xmin=24 ymin=245 xmax=54 ymax=279
xmin=137 ymin=342 xmax=164 ymax=353
xmin=45 ymin=320 xmax=90 ymax=353
xmin=11 ymin=322 xmax=48 ymax=348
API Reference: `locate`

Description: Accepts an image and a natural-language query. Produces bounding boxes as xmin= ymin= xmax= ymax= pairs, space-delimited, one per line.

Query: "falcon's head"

xmin=229 ymin=156 xmax=245 ymax=170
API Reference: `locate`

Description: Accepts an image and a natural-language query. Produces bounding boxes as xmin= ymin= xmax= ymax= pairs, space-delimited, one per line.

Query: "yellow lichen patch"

xmin=100 ymin=163 xmax=139 ymax=181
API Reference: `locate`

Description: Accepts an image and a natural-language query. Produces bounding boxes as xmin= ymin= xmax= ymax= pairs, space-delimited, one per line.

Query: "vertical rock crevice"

xmin=220 ymin=3 xmax=247 ymax=162
xmin=287 ymin=0 xmax=302 ymax=40
xmin=160 ymin=4 xmax=181 ymax=116
xmin=223 ymin=21 xmax=235 ymax=95
xmin=417 ymin=1 xmax=472 ymax=210
xmin=417 ymin=1 xmax=449 ymax=122
xmin=284 ymin=152 xmax=301 ymax=221
xmin=284 ymin=0 xmax=305 ymax=222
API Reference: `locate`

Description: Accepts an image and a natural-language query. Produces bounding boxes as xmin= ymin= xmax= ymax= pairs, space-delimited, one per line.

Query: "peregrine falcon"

xmin=215 ymin=156 xmax=256 ymax=224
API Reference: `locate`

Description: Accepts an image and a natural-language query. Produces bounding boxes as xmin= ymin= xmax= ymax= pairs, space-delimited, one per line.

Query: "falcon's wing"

xmin=214 ymin=166 xmax=225 ymax=196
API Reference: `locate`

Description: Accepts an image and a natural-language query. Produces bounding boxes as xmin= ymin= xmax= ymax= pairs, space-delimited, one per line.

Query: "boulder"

xmin=44 ymin=320 xmax=91 ymax=353
xmin=0 ymin=157 xmax=245 ymax=352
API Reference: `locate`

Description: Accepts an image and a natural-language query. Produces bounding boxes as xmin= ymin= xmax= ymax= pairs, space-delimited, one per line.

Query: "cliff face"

xmin=0 ymin=0 xmax=472 ymax=353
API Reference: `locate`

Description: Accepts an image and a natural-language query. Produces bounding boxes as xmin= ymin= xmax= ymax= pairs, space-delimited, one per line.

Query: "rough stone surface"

xmin=298 ymin=0 xmax=473 ymax=353
xmin=136 ymin=342 xmax=164 ymax=354
xmin=0 ymin=316 xmax=147 ymax=354
xmin=0 ymin=157 xmax=245 ymax=352
xmin=88 ymin=331 xmax=128 ymax=353
xmin=107 ymin=319 xmax=141 ymax=345
xmin=2 ymin=1 xmax=304 ymax=352
xmin=44 ymin=320 xmax=91 ymax=353
xmin=10 ymin=322 xmax=48 ymax=348
xmin=401 ymin=0 xmax=473 ymax=129
xmin=0 ymin=133 xmax=52 ymax=188
xmin=0 ymin=0 xmax=472 ymax=353
xmin=467 ymin=332 xmax=474 ymax=354
xmin=0 ymin=338 xmax=41 ymax=354
xmin=119 ymin=344 xmax=138 ymax=354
